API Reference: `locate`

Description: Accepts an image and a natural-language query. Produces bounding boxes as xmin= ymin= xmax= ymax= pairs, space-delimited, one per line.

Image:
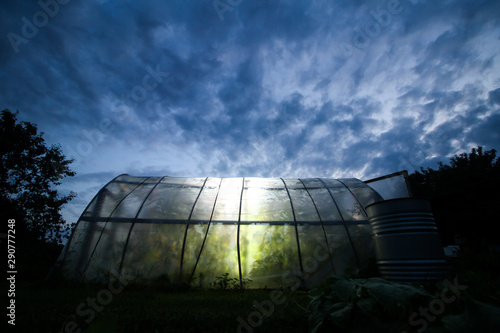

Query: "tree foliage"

xmin=1 ymin=109 xmax=76 ymax=279
xmin=409 ymin=146 xmax=500 ymax=247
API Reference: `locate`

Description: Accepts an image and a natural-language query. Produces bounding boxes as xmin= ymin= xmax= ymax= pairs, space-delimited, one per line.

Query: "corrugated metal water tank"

xmin=366 ymin=198 xmax=449 ymax=283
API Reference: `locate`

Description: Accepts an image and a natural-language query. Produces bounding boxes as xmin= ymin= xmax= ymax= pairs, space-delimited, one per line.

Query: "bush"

xmin=307 ymin=275 xmax=500 ymax=333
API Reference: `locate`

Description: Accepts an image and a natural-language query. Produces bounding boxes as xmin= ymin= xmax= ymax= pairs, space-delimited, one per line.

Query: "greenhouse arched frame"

xmin=53 ymin=172 xmax=410 ymax=288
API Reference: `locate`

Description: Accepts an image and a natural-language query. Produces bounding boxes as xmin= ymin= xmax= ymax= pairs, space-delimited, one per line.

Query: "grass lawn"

xmin=13 ymin=250 xmax=500 ymax=332
xmin=15 ymin=281 xmax=310 ymax=333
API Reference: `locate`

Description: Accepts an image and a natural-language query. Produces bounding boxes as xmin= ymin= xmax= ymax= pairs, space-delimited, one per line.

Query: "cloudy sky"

xmin=2 ymin=0 xmax=500 ymax=223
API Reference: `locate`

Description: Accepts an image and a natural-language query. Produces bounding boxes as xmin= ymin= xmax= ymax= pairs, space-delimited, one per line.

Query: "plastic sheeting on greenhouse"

xmin=52 ymin=174 xmax=409 ymax=288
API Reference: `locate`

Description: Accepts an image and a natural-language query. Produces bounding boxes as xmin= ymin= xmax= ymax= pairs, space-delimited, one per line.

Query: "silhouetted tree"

xmin=1 ymin=109 xmax=76 ymax=279
xmin=409 ymin=146 xmax=500 ymax=249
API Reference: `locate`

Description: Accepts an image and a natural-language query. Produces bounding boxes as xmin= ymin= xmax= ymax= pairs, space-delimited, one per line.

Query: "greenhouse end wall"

xmin=52 ymin=175 xmax=395 ymax=289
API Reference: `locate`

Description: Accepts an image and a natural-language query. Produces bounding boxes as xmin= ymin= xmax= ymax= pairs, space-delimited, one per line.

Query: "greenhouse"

xmin=52 ymin=172 xmax=412 ymax=288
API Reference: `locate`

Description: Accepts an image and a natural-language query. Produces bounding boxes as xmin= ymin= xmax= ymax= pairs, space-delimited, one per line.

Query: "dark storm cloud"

xmin=489 ymin=88 xmax=500 ymax=106
xmin=238 ymin=1 xmax=319 ymax=47
xmin=1 ymin=0 xmax=499 ymax=222
xmin=216 ymin=58 xmax=264 ymax=125
xmin=406 ymin=0 xmax=500 ymax=88
xmin=466 ymin=113 xmax=500 ymax=148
